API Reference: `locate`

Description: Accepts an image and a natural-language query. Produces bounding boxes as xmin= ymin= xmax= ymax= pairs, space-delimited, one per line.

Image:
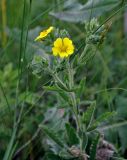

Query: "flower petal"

xmin=47 ymin=26 xmax=54 ymax=33
xmin=35 ymin=26 xmax=54 ymax=41
xmin=52 ymin=37 xmax=74 ymax=58
xmin=54 ymin=38 xmax=63 ymax=48
xmin=52 ymin=47 xmax=59 ymax=56
xmin=67 ymin=49 xmax=74 ymax=55
xmin=63 ymin=38 xmax=72 ymax=46
xmin=59 ymin=52 xmax=67 ymax=58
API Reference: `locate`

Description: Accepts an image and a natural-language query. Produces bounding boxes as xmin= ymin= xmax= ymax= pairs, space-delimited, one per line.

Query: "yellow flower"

xmin=52 ymin=37 xmax=74 ymax=58
xmin=35 ymin=26 xmax=54 ymax=41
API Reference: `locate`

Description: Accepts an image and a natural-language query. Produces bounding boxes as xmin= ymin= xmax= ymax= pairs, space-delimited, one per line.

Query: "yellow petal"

xmin=35 ymin=26 xmax=54 ymax=41
xmin=59 ymin=52 xmax=67 ymax=58
xmin=67 ymin=45 xmax=74 ymax=55
xmin=52 ymin=47 xmax=59 ymax=56
xmin=34 ymin=32 xmax=47 ymax=41
xmin=47 ymin=26 xmax=54 ymax=33
xmin=67 ymin=49 xmax=74 ymax=55
xmin=54 ymin=38 xmax=62 ymax=48
xmin=40 ymin=31 xmax=47 ymax=37
xmin=63 ymin=37 xmax=72 ymax=46
xmin=34 ymin=36 xmax=41 ymax=41
xmin=59 ymin=53 xmax=65 ymax=58
xmin=52 ymin=37 xmax=74 ymax=58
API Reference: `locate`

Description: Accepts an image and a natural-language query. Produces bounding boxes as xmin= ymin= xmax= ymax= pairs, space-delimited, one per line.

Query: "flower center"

xmin=60 ymin=45 xmax=68 ymax=52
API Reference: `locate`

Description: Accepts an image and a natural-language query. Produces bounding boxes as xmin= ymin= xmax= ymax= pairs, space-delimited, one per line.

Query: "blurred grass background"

xmin=0 ymin=0 xmax=127 ymax=159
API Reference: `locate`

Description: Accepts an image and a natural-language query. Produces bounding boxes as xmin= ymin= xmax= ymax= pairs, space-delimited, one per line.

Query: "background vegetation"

xmin=0 ymin=0 xmax=127 ymax=159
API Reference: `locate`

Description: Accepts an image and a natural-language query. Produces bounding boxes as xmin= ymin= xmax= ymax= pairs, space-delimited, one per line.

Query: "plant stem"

xmin=53 ymin=72 xmax=68 ymax=91
xmin=93 ymin=4 xmax=127 ymax=34
xmin=1 ymin=0 xmax=7 ymax=47
xmin=3 ymin=1 xmax=32 ymax=159
xmin=0 ymin=82 xmax=11 ymax=113
xmin=79 ymin=44 xmax=90 ymax=63
xmin=13 ymin=128 xmax=41 ymax=158
xmin=67 ymin=60 xmax=87 ymax=159
xmin=67 ymin=59 xmax=82 ymax=141
xmin=70 ymin=92 xmax=80 ymax=132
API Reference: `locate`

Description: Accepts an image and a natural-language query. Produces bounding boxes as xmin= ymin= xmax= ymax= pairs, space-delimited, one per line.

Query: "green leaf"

xmin=96 ymin=111 xmax=116 ymax=124
xmin=87 ymin=111 xmax=116 ymax=132
xmin=43 ymin=85 xmax=63 ymax=92
xmin=59 ymin=149 xmax=74 ymax=159
xmin=83 ymin=0 xmax=120 ymax=10
xmin=77 ymin=77 xmax=86 ymax=98
xmin=82 ymin=101 xmax=96 ymax=127
xmin=39 ymin=124 xmax=65 ymax=148
xmin=115 ymin=96 xmax=127 ymax=152
xmin=64 ymin=0 xmax=84 ymax=11
xmin=90 ymin=133 xmax=100 ymax=160
xmin=44 ymin=153 xmax=60 ymax=160
xmin=8 ymin=142 xmax=18 ymax=160
xmin=19 ymin=92 xmax=39 ymax=105
xmin=81 ymin=132 xmax=88 ymax=150
xmin=118 ymin=126 xmax=127 ymax=152
xmin=116 ymin=96 xmax=127 ymax=119
xmin=3 ymin=128 xmax=17 ymax=160
xmin=65 ymin=123 xmax=79 ymax=146
xmin=44 ymin=85 xmax=70 ymax=103
xmin=50 ymin=0 xmax=120 ymax=22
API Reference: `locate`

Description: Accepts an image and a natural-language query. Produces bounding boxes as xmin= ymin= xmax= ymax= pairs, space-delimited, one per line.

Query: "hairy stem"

xmin=67 ymin=59 xmax=80 ymax=127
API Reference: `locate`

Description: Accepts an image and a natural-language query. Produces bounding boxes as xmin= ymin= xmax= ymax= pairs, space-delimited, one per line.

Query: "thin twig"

xmin=13 ymin=128 xmax=41 ymax=158
xmin=0 ymin=82 xmax=11 ymax=113
xmin=95 ymin=87 xmax=127 ymax=94
xmin=99 ymin=121 xmax=127 ymax=131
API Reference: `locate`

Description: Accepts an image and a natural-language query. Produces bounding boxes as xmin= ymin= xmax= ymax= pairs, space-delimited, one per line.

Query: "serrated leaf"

xmin=44 ymin=85 xmax=70 ymax=103
xmin=87 ymin=111 xmax=116 ymax=131
xmin=116 ymin=96 xmax=127 ymax=119
xmin=96 ymin=111 xmax=116 ymax=124
xmin=90 ymin=133 xmax=100 ymax=160
xmin=77 ymin=77 xmax=86 ymax=98
xmin=39 ymin=124 xmax=65 ymax=148
xmin=82 ymin=101 xmax=96 ymax=127
xmin=65 ymin=123 xmax=79 ymax=146
xmin=43 ymin=85 xmax=63 ymax=92
xmin=81 ymin=132 xmax=88 ymax=150
xmin=59 ymin=149 xmax=74 ymax=159
xmin=118 ymin=126 xmax=127 ymax=152
xmin=19 ymin=92 xmax=39 ymax=105
xmin=44 ymin=153 xmax=60 ymax=160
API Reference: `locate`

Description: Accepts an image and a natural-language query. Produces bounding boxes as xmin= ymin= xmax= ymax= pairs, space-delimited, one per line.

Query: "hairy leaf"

xmin=90 ymin=133 xmax=100 ymax=160
xmin=87 ymin=111 xmax=116 ymax=131
xmin=39 ymin=124 xmax=65 ymax=148
xmin=44 ymin=85 xmax=70 ymax=103
xmin=65 ymin=123 xmax=79 ymax=146
xmin=82 ymin=101 xmax=96 ymax=127
xmin=44 ymin=153 xmax=60 ymax=160
xmin=77 ymin=77 xmax=86 ymax=98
